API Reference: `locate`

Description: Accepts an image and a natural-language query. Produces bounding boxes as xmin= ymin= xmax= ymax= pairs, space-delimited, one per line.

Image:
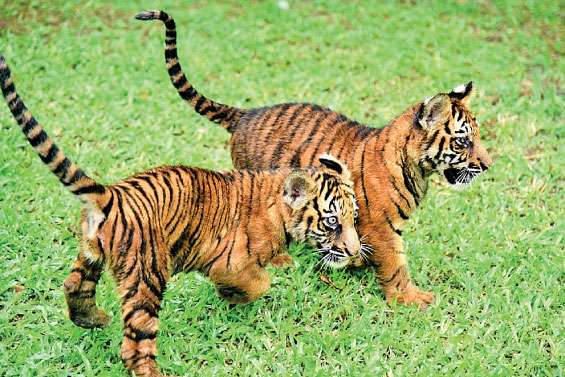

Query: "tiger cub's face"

xmin=418 ymin=82 xmax=492 ymax=188
xmin=283 ymin=155 xmax=361 ymax=269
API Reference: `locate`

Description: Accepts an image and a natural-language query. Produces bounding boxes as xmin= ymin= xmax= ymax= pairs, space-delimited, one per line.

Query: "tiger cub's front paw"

xmin=271 ymin=253 xmax=293 ymax=268
xmin=386 ymin=284 xmax=435 ymax=310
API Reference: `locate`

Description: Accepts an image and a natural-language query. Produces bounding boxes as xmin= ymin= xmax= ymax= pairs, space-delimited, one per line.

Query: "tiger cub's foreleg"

xmin=361 ymin=225 xmax=435 ymax=310
xmin=214 ymin=264 xmax=271 ymax=305
xmin=63 ymin=248 xmax=110 ymax=329
xmin=271 ymin=253 xmax=293 ymax=268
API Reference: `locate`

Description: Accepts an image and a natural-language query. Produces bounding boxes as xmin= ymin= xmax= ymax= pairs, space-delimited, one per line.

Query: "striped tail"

xmin=0 ymin=55 xmax=106 ymax=204
xmin=135 ymin=10 xmax=243 ymax=131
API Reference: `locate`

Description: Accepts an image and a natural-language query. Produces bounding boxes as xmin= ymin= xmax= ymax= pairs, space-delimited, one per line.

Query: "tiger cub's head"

xmin=418 ymin=82 xmax=492 ymax=188
xmin=283 ymin=155 xmax=361 ymax=269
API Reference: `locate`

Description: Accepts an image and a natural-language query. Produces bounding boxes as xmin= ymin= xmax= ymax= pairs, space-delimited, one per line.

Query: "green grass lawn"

xmin=0 ymin=1 xmax=562 ymax=376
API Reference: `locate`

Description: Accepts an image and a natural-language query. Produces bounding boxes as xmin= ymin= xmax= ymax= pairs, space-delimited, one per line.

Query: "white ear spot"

xmin=452 ymin=84 xmax=466 ymax=93
xmin=423 ymin=96 xmax=432 ymax=105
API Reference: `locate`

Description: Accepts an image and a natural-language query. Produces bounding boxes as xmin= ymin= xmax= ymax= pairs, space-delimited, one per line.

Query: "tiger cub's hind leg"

xmin=118 ymin=263 xmax=170 ymax=376
xmin=64 ymin=248 xmax=110 ymax=329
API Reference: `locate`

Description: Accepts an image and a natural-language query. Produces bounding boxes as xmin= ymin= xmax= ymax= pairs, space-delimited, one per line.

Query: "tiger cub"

xmin=0 ymin=56 xmax=360 ymax=377
xmin=138 ymin=10 xmax=493 ymax=309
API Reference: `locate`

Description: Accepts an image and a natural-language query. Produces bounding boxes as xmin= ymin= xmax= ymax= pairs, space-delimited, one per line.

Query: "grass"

xmin=0 ymin=0 xmax=562 ymax=376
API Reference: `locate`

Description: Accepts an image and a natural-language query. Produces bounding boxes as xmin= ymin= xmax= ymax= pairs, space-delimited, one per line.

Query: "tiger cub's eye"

xmin=455 ymin=137 xmax=471 ymax=148
xmin=324 ymin=216 xmax=339 ymax=229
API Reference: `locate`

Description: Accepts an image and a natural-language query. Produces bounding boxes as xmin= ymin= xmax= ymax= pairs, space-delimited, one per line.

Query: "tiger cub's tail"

xmin=135 ymin=10 xmax=243 ymax=131
xmin=0 ymin=55 xmax=106 ymax=205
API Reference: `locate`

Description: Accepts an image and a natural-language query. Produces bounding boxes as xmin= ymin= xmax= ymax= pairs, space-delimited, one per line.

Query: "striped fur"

xmin=139 ymin=11 xmax=493 ymax=309
xmin=0 ymin=56 xmax=359 ymax=377
xmin=135 ymin=10 xmax=243 ymax=130
xmin=0 ymin=58 xmax=106 ymax=204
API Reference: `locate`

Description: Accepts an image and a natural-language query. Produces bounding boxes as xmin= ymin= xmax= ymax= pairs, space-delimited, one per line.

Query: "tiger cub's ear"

xmin=449 ymin=81 xmax=474 ymax=107
xmin=418 ymin=93 xmax=451 ymax=131
xmin=318 ymin=154 xmax=351 ymax=180
xmin=283 ymin=170 xmax=316 ymax=210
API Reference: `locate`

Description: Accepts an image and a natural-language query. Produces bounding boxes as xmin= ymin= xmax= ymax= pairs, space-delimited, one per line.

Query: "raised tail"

xmin=0 ymin=55 xmax=106 ymax=205
xmin=135 ymin=10 xmax=243 ymax=132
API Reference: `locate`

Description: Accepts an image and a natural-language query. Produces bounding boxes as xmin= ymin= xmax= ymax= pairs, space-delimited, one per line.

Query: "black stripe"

xmin=137 ymin=176 xmax=159 ymax=207
xmin=167 ymin=62 xmax=181 ymax=77
xmin=198 ymin=103 xmax=217 ymax=115
xmin=123 ymin=304 xmax=158 ymax=324
xmin=65 ymin=168 xmax=86 ymax=186
xmin=245 ymin=174 xmax=255 ymax=256
xmin=115 ymin=190 xmax=129 ymax=251
xmin=11 ymin=96 xmax=25 ymax=117
xmin=384 ymin=215 xmax=401 ymax=235
xmin=164 ymin=172 xmax=186 ymax=235
xmin=131 ymin=180 xmax=155 ymax=211
xmin=443 ymin=120 xmax=450 ymax=134
xmin=165 ymin=29 xmax=176 ymax=38
xmin=172 ymin=75 xmax=187 ymax=92
xmin=71 ymin=183 xmax=105 ymax=196
xmin=383 ymin=267 xmax=401 ymax=284
xmin=22 ymin=116 xmax=38 ymax=134
xmin=107 ymin=212 xmax=120 ymax=252
xmin=71 ymin=268 xmax=86 ymax=277
xmin=3 ymin=82 xmax=15 ymax=98
xmin=39 ymin=143 xmax=59 ymax=164
xmin=29 ymin=129 xmax=47 ymax=147
xmin=52 ymin=157 xmax=71 ymax=176
xmin=160 ymin=172 xmax=175 ymax=215
xmin=170 ymin=226 xmax=189 ymax=259
xmin=122 ymin=353 xmax=157 ymax=364
xmin=119 ymin=227 xmax=134 ymax=256
xmin=394 ymin=201 xmax=409 ymax=220
xmin=101 ymin=190 xmax=115 ymax=217
xmin=202 ymin=250 xmax=225 ymax=275
xmin=424 ymin=156 xmax=437 ymax=169
xmin=164 ymin=47 xmax=177 ymax=60
xmin=127 ymin=328 xmax=157 ymax=342
xmin=434 ymin=137 xmax=445 ymax=160
xmin=401 ymin=167 xmax=419 ymax=206
xmin=209 ymin=108 xmax=227 ymax=122
xmin=390 ymin=179 xmax=411 ymax=210
xmin=360 ymin=138 xmax=370 ymax=210
xmin=194 ymin=96 xmax=206 ymax=113
xmin=179 ymin=84 xmax=197 ymax=101
xmin=424 ymin=130 xmax=439 ymax=151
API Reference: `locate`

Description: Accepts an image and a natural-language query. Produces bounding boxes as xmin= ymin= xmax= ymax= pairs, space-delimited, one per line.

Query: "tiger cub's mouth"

xmin=318 ymin=249 xmax=351 ymax=269
xmin=443 ymin=167 xmax=481 ymax=188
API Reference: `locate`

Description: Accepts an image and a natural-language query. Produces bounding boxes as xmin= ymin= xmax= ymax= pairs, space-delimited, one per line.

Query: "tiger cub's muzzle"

xmin=319 ymin=226 xmax=361 ymax=269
